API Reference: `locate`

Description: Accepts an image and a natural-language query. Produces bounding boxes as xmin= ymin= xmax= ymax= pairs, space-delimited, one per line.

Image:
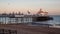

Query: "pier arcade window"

xmin=23 ymin=17 xmax=32 ymax=23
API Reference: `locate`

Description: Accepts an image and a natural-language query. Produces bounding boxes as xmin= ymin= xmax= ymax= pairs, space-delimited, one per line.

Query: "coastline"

xmin=0 ymin=23 xmax=60 ymax=34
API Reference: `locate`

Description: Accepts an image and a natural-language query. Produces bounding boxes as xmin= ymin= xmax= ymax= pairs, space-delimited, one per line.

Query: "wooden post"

xmin=5 ymin=16 xmax=6 ymax=24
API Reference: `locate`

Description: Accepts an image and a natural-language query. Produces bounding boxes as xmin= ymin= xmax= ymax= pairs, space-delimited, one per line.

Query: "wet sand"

xmin=0 ymin=23 xmax=60 ymax=34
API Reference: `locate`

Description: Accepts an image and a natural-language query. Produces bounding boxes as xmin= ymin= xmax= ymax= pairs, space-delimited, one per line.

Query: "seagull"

xmin=8 ymin=3 xmax=10 ymax=5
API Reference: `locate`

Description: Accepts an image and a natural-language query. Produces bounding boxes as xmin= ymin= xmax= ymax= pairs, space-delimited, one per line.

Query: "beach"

xmin=0 ymin=23 xmax=60 ymax=34
xmin=0 ymin=0 xmax=60 ymax=34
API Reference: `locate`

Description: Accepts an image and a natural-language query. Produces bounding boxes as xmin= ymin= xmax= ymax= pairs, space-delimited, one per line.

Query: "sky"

xmin=0 ymin=0 xmax=60 ymax=15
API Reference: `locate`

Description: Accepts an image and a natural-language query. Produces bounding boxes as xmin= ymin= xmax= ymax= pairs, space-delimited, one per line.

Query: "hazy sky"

xmin=0 ymin=0 xmax=60 ymax=15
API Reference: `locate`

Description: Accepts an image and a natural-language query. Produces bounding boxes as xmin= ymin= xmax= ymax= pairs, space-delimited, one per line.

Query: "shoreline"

xmin=0 ymin=23 xmax=60 ymax=34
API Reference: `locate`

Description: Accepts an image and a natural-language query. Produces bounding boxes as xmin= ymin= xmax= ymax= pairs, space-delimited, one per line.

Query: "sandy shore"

xmin=0 ymin=23 xmax=60 ymax=34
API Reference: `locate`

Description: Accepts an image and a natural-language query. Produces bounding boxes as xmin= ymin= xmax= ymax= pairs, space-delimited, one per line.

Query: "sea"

xmin=0 ymin=15 xmax=60 ymax=27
